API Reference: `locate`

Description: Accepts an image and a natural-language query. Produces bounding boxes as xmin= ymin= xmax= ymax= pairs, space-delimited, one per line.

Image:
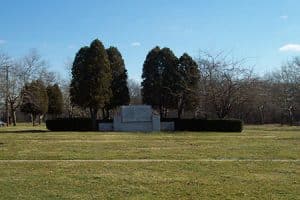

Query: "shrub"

xmin=46 ymin=118 xmax=113 ymax=131
xmin=162 ymin=118 xmax=243 ymax=132
xmin=46 ymin=118 xmax=243 ymax=132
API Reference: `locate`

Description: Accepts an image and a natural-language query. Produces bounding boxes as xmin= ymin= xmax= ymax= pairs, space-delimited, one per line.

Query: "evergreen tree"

xmin=141 ymin=46 xmax=161 ymax=108
xmin=106 ymin=47 xmax=130 ymax=113
xmin=70 ymin=39 xmax=112 ymax=129
xmin=177 ymin=53 xmax=200 ymax=118
xmin=20 ymin=80 xmax=48 ymax=126
xmin=141 ymin=47 xmax=179 ymax=117
xmin=160 ymin=48 xmax=180 ymax=115
xmin=47 ymin=84 xmax=63 ymax=117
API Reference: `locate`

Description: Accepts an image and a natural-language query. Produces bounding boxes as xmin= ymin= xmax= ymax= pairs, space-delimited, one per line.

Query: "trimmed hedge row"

xmin=46 ymin=118 xmax=243 ymax=132
xmin=162 ymin=118 xmax=243 ymax=132
xmin=46 ymin=118 xmax=112 ymax=131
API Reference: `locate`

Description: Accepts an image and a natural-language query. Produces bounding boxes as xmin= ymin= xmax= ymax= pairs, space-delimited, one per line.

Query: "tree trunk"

xmin=101 ymin=108 xmax=109 ymax=120
xmin=163 ymin=108 xmax=168 ymax=118
xmin=177 ymin=98 xmax=184 ymax=119
xmin=90 ymin=108 xmax=98 ymax=131
xmin=178 ymin=103 xmax=184 ymax=119
xmin=259 ymin=105 xmax=264 ymax=125
xmin=5 ymin=99 xmax=9 ymax=127
xmin=38 ymin=115 xmax=42 ymax=125
xmin=106 ymin=109 xmax=110 ymax=120
xmin=288 ymin=106 xmax=294 ymax=126
xmin=11 ymin=111 xmax=16 ymax=126
xmin=101 ymin=108 xmax=105 ymax=119
xmin=280 ymin=112 xmax=284 ymax=125
xmin=68 ymin=106 xmax=73 ymax=118
xmin=178 ymin=110 xmax=181 ymax=119
xmin=159 ymin=105 xmax=163 ymax=118
xmin=32 ymin=114 xmax=36 ymax=126
xmin=9 ymin=103 xmax=16 ymax=126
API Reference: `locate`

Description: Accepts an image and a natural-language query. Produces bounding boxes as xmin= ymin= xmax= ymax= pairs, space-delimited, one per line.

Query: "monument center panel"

xmin=101 ymin=105 xmax=161 ymax=132
xmin=122 ymin=105 xmax=152 ymax=122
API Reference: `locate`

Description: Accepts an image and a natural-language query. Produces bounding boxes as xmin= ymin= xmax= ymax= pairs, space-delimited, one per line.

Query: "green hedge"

xmin=46 ymin=118 xmax=112 ymax=131
xmin=47 ymin=118 xmax=243 ymax=132
xmin=162 ymin=118 xmax=243 ymax=132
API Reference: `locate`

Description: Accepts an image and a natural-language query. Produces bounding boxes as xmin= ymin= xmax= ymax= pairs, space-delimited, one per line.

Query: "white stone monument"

xmin=113 ymin=105 xmax=160 ymax=132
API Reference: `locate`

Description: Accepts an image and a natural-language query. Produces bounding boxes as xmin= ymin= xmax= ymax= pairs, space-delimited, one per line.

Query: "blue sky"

xmin=1 ymin=0 xmax=300 ymax=81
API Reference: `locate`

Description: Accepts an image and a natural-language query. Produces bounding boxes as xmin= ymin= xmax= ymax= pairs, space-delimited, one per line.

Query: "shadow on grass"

xmin=0 ymin=130 xmax=49 ymax=134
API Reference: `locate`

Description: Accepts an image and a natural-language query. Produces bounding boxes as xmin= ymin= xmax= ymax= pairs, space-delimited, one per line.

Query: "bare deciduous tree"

xmin=197 ymin=51 xmax=253 ymax=119
xmin=128 ymin=79 xmax=142 ymax=105
xmin=0 ymin=50 xmax=57 ymax=125
xmin=0 ymin=53 xmax=11 ymax=125
xmin=268 ymin=58 xmax=300 ymax=125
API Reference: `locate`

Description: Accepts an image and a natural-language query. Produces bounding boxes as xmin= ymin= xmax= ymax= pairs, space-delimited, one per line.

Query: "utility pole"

xmin=5 ymin=65 xmax=9 ymax=126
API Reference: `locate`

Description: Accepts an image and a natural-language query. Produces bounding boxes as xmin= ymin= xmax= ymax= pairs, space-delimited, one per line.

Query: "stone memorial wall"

xmin=98 ymin=105 xmax=161 ymax=132
xmin=114 ymin=105 xmax=160 ymax=132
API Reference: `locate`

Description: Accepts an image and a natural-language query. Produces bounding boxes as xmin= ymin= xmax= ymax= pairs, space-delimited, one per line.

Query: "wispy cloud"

xmin=131 ymin=42 xmax=141 ymax=47
xmin=279 ymin=44 xmax=300 ymax=52
xmin=0 ymin=40 xmax=6 ymax=44
xmin=67 ymin=45 xmax=76 ymax=50
xmin=280 ymin=15 xmax=288 ymax=20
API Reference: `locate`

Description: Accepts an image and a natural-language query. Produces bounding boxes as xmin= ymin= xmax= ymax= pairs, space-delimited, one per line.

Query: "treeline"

xmin=0 ymin=39 xmax=131 ymax=127
xmin=1 ymin=38 xmax=300 ymax=127
xmin=142 ymin=47 xmax=300 ymax=125
xmin=0 ymin=50 xmax=64 ymax=126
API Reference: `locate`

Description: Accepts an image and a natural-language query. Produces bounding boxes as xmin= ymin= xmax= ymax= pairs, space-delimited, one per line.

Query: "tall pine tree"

xmin=70 ymin=39 xmax=112 ymax=129
xmin=141 ymin=47 xmax=179 ymax=117
xmin=160 ymin=48 xmax=180 ymax=116
xmin=141 ymin=46 xmax=161 ymax=109
xmin=106 ymin=47 xmax=130 ymax=115
xmin=47 ymin=84 xmax=63 ymax=118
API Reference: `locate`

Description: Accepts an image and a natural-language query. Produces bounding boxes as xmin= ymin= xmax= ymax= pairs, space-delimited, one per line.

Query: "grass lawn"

xmin=0 ymin=124 xmax=299 ymax=199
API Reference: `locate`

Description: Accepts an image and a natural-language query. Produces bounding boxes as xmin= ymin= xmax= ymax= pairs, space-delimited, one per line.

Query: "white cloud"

xmin=68 ymin=45 xmax=76 ymax=50
xmin=280 ymin=15 xmax=288 ymax=20
xmin=279 ymin=44 xmax=300 ymax=52
xmin=0 ymin=40 xmax=6 ymax=44
xmin=131 ymin=42 xmax=141 ymax=47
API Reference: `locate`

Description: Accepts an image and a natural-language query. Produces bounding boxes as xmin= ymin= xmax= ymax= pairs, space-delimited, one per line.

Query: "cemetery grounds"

xmin=0 ymin=124 xmax=299 ymax=199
